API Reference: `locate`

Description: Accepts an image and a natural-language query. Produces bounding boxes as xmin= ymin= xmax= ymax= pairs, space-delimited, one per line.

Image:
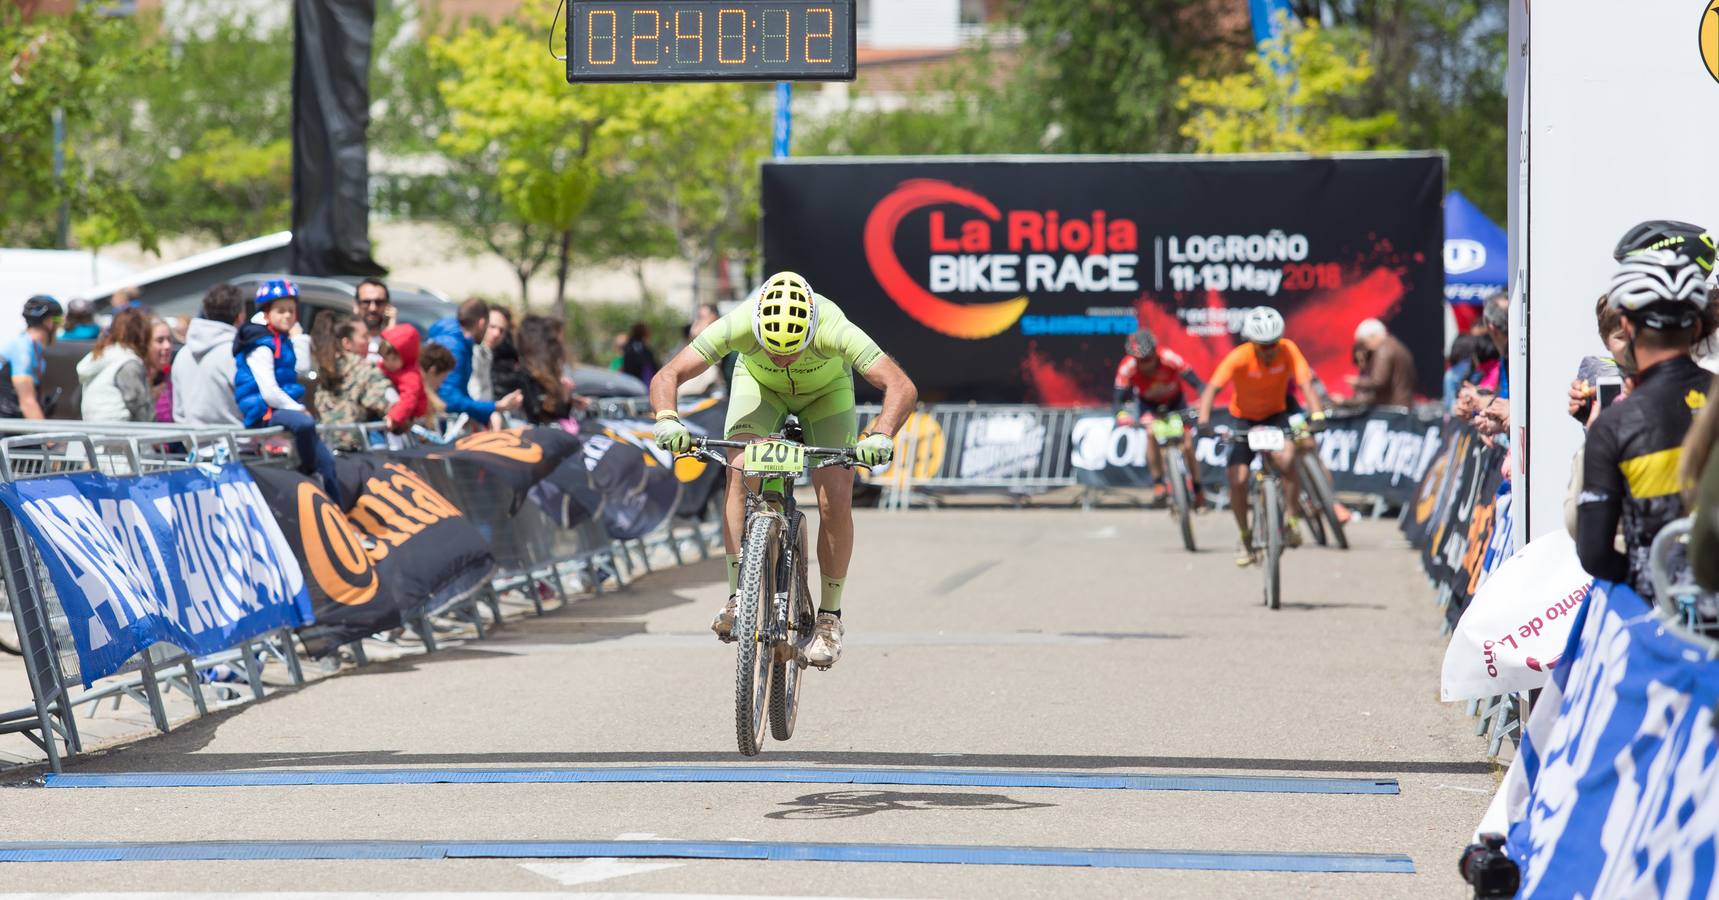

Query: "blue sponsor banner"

xmin=0 ymin=464 xmax=312 ymax=685
xmin=1507 ymin=580 xmax=1719 ymax=897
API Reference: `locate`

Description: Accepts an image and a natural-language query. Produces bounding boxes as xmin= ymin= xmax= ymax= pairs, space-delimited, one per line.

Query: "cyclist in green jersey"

xmin=650 ymin=272 xmax=919 ymax=667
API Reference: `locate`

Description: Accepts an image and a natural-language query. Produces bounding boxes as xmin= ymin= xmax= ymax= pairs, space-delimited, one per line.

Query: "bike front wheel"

xmin=734 ymin=513 xmax=780 ymax=756
xmin=1261 ymin=476 xmax=1283 ymax=610
xmin=769 ymin=513 xmax=813 ymax=741
xmin=1166 ymin=450 xmax=1197 ymax=553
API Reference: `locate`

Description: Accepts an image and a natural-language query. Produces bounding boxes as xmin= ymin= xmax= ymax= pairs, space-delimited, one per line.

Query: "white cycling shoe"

xmin=805 ymin=612 xmax=844 ymax=668
xmin=711 ymin=594 xmax=738 ymax=642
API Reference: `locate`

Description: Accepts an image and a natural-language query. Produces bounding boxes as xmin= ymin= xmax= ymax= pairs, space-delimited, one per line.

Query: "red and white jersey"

xmin=1114 ymin=349 xmax=1197 ymax=406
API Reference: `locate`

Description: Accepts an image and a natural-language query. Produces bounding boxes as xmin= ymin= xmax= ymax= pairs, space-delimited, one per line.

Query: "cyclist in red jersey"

xmin=1114 ymin=329 xmax=1207 ymax=507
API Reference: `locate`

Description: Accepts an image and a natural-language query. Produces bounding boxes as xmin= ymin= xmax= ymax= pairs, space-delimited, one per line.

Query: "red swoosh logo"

xmin=864 ymin=179 xmax=1028 ymax=340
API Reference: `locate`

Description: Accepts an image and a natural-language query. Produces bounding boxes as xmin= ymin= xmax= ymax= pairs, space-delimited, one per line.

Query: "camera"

xmin=1458 ymin=833 xmax=1520 ymax=898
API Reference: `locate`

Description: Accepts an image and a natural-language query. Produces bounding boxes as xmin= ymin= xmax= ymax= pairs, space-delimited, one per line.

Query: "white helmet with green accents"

xmin=753 ymin=271 xmax=818 ymax=356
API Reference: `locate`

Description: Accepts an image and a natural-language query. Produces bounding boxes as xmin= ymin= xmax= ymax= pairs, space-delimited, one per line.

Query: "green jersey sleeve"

xmin=689 ymin=305 xmax=758 ymax=366
xmin=812 ymin=297 xmax=884 ymax=374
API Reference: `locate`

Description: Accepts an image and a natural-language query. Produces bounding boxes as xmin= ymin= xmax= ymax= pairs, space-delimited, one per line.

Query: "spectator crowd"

xmin=1 ymin=279 xmax=729 ymax=506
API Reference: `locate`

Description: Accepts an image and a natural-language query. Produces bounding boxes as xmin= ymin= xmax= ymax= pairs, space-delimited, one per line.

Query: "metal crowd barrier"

xmin=0 ymin=411 xmax=721 ymax=773
xmin=0 ymin=425 xmax=305 ymax=772
xmin=855 ymin=403 xmax=1083 ymax=509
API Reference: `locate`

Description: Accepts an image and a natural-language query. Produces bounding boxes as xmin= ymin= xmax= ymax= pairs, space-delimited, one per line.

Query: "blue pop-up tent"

xmin=1445 ymin=191 xmax=1509 ymax=307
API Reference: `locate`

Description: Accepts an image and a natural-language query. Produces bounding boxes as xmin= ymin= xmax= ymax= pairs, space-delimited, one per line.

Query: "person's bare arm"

xmin=649 ymin=345 xmax=714 ymax=413
xmin=1299 ymin=374 xmax=1325 ymax=418
xmin=14 ymin=378 xmax=42 ymax=420
xmin=859 ymin=355 xmax=917 ymax=438
xmin=1197 ymin=381 xmax=1219 ymax=425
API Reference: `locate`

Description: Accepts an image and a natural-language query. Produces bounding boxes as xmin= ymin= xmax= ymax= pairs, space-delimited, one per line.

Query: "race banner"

xmin=249 ymin=458 xmax=494 ymax=656
xmin=1440 ymin=530 xmax=1591 ymax=702
xmin=536 ymin=430 xmax=683 ymax=540
xmin=763 ymin=155 xmax=1444 ymax=404
xmin=0 ymin=464 xmax=311 ymax=685
xmin=395 ymin=427 xmax=584 ymax=511
xmin=1505 ymin=580 xmax=1719 ymax=897
xmin=1069 ymin=407 xmax=1444 ymax=504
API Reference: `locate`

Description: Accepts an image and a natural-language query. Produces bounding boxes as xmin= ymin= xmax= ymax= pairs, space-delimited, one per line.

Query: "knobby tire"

xmin=1263 ymin=477 xmax=1283 ymax=610
xmin=1167 ymin=451 xmax=1197 ymax=553
xmin=735 ymin=514 xmax=779 ymax=756
xmin=769 ymin=514 xmax=812 ymax=741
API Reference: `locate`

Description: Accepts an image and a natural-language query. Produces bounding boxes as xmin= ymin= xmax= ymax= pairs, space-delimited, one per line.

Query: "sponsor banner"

xmin=1505 ymin=580 xmax=1719 ymax=897
xmin=1400 ymin=424 xmax=1509 ymax=623
xmin=248 ymin=458 xmax=494 ymax=657
xmin=1440 ymin=530 xmax=1591 ymax=702
xmin=763 ymin=155 xmax=1444 ymax=404
xmin=595 ymin=400 xmax=725 ymax=519
xmin=0 ymin=464 xmax=311 ymax=686
xmin=536 ymin=429 xmax=683 ymax=540
xmin=1071 ymin=407 xmax=1444 ymax=504
xmin=394 ymin=427 xmax=584 ymax=511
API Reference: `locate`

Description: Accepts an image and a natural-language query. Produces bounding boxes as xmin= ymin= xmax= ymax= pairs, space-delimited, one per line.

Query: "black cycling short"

xmin=1227 ymin=411 xmax=1296 ymax=469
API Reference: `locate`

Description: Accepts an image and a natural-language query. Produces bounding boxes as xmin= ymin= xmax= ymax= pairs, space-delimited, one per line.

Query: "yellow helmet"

xmin=753 ymin=271 xmax=818 ymax=356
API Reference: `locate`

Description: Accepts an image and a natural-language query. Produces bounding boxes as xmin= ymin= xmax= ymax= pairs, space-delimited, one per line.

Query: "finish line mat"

xmin=0 ymin=840 xmax=1416 ymax=873
xmin=45 ymin=766 xmax=1399 ymax=795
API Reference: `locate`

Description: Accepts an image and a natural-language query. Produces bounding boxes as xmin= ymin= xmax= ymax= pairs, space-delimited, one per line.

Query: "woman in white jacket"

xmin=77 ymin=308 xmax=154 ymax=422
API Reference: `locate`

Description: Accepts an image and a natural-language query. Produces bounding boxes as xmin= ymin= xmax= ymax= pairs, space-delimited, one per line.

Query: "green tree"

xmin=89 ymin=9 xmax=294 ymax=246
xmin=625 ymin=83 xmax=769 ymax=310
xmin=1004 ymin=0 xmax=1250 ymax=153
xmin=1176 ymin=16 xmax=1400 ymax=153
xmin=429 ymin=4 xmax=642 ymax=320
xmin=0 ymin=6 xmax=159 ymax=249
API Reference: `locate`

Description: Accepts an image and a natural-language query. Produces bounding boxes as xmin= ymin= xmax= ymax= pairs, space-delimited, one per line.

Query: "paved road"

xmin=0 ymin=509 xmax=1492 ymax=898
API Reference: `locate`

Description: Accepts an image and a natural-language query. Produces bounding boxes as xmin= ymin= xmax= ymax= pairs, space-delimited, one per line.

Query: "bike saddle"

xmin=781 ymin=416 xmax=805 ymax=444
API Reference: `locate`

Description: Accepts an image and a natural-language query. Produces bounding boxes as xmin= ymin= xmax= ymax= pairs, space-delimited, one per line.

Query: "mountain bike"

xmin=1211 ymin=424 xmax=1303 ymax=610
xmin=1126 ymin=410 xmax=1199 ymax=552
xmin=680 ymin=429 xmax=861 ymax=756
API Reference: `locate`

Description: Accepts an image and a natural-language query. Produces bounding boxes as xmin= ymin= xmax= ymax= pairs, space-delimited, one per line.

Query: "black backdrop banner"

xmin=249 ymin=457 xmax=493 ymax=657
xmin=1069 ymin=407 xmax=1445 ymax=505
xmin=1399 ymin=424 xmax=1509 ymax=624
xmin=290 ymin=0 xmax=385 ymax=276
xmin=762 ymin=155 xmax=1444 ymax=405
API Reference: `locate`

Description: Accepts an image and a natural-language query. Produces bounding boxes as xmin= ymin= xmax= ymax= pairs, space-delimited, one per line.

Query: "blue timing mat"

xmin=0 ymin=839 xmax=1416 ymax=873
xmin=45 ymin=765 xmax=1398 ymax=795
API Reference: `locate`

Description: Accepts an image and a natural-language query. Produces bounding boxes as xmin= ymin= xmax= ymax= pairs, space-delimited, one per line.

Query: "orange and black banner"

xmin=1399 ymin=422 xmax=1507 ymax=625
xmin=247 ymin=457 xmax=495 ymax=657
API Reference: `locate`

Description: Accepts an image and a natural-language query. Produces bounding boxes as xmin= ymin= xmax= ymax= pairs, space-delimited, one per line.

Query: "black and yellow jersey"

xmin=1577 ymin=355 xmax=1713 ymax=600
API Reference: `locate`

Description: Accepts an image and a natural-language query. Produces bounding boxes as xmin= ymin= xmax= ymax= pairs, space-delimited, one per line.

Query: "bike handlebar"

xmin=682 ymin=436 xmax=864 ymax=471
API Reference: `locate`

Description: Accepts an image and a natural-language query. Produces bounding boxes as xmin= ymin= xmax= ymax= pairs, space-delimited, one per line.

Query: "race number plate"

xmin=743 ymin=439 xmax=805 ymax=474
xmin=1150 ymin=415 xmax=1185 ymax=441
xmin=1247 ymin=427 xmax=1286 ymax=453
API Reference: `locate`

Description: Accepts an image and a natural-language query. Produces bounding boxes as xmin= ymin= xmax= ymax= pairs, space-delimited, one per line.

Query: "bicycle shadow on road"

xmin=764 ymin=789 xmax=1056 ymax=820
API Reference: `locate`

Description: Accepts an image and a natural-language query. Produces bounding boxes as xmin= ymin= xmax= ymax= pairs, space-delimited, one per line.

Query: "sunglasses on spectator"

xmin=357 ymin=298 xmax=389 ymax=307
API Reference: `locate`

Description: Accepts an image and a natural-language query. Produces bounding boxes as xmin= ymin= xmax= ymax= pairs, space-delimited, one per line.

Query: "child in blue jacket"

xmin=234 ymin=279 xmax=343 ymax=507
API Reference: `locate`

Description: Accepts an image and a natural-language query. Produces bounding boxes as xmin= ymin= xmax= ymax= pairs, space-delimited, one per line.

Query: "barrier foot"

xmin=239 ymin=640 xmax=266 ymax=702
xmin=483 ymin=588 xmax=504 ymax=627
xmin=278 ymin=629 xmax=305 ymax=687
xmin=136 ymin=653 xmax=171 ymax=734
xmin=182 ymin=657 xmax=208 ymax=717
xmin=1476 ymin=696 xmax=1498 ymax=737
xmin=349 ymin=640 xmax=369 ymax=667
xmin=415 ymin=617 xmax=439 ymax=654
xmin=551 ymin=568 xmax=569 ymax=607
xmin=522 ymin=580 xmax=542 ymax=616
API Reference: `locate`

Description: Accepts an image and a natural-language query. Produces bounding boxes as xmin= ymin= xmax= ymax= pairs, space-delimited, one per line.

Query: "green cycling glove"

xmin=855 ymin=432 xmax=895 ymax=466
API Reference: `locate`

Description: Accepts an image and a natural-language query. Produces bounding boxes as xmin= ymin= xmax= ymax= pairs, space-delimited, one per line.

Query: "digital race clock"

xmin=566 ymin=1 xmax=856 ymax=82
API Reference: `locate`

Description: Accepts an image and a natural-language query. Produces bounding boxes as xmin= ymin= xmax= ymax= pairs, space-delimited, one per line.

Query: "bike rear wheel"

xmin=1300 ymin=481 xmax=1329 ymax=546
xmin=1166 ymin=451 xmax=1197 ymax=552
xmin=734 ymin=514 xmax=780 ymax=756
xmin=1300 ymin=456 xmax=1348 ymax=550
xmin=1262 ymin=476 xmax=1283 ymax=610
xmin=769 ymin=514 xmax=813 ymax=741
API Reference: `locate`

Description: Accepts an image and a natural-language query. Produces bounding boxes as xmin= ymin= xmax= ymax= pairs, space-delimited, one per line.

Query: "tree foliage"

xmin=0 ymin=6 xmax=159 ymax=249
xmin=1176 ymin=16 xmax=1401 ymax=153
xmin=429 ymin=2 xmax=643 ymax=319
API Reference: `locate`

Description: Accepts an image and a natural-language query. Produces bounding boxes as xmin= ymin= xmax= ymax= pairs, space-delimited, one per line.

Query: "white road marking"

xmin=519 ymin=859 xmax=683 ymax=886
xmin=0 ymin=894 xmax=910 ymax=900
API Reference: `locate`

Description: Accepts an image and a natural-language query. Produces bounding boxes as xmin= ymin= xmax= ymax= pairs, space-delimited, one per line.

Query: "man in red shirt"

xmin=1113 ymin=329 xmax=1207 ymax=507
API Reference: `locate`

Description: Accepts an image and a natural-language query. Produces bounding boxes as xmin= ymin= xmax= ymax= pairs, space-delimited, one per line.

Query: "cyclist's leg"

xmin=721 ymin=365 xmax=789 ymax=558
xmin=797 ymin=379 xmax=858 ymax=604
xmin=1143 ymin=430 xmax=1166 ymax=482
xmin=1226 ymin=462 xmax=1251 ymax=533
xmin=1180 ymin=428 xmax=1202 ymax=500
